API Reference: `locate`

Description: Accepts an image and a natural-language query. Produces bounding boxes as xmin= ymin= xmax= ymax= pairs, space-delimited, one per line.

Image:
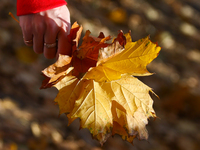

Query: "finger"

xmin=33 ymin=23 xmax=45 ymax=54
xmin=20 ymin=21 xmax=33 ymax=46
xmin=57 ymin=28 xmax=72 ymax=58
xmin=43 ymin=20 xmax=58 ymax=59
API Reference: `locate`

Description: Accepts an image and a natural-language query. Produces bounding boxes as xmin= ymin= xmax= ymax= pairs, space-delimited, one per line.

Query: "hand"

xmin=19 ymin=5 xmax=71 ymax=59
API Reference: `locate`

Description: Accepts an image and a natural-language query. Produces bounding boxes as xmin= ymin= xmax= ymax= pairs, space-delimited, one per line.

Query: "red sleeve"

xmin=17 ymin=0 xmax=67 ymax=16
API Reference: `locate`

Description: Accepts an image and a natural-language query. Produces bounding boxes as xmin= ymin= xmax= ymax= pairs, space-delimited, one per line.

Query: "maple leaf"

xmin=41 ymin=22 xmax=110 ymax=88
xmin=53 ymin=74 xmax=79 ymax=114
xmin=83 ymin=33 xmax=160 ymax=82
xmin=69 ymin=79 xmax=114 ymax=143
xmin=41 ymin=55 xmax=72 ymax=88
xmin=64 ymin=75 xmax=156 ymax=144
xmin=111 ymin=75 xmax=156 ymax=140
xmin=71 ymin=30 xmax=111 ymax=78
xmin=41 ymin=22 xmax=161 ymax=145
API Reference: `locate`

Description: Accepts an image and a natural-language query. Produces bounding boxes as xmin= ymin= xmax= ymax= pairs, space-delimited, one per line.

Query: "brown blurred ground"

xmin=0 ymin=0 xmax=200 ymax=150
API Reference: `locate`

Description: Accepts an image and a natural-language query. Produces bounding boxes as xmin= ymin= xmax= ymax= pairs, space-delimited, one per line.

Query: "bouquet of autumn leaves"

xmin=40 ymin=22 xmax=161 ymax=145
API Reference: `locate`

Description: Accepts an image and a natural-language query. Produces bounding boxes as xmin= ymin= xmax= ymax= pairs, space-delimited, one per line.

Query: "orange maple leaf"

xmin=71 ymin=30 xmax=111 ymax=78
xmin=41 ymin=22 xmax=112 ymax=87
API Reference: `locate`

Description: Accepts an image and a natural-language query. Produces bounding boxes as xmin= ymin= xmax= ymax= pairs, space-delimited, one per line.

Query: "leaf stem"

xmin=9 ymin=12 xmax=19 ymax=23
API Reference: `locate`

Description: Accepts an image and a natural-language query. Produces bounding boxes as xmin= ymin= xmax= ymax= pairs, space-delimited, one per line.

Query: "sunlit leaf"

xmin=83 ymin=33 xmax=160 ymax=82
xmin=41 ymin=22 xmax=161 ymax=145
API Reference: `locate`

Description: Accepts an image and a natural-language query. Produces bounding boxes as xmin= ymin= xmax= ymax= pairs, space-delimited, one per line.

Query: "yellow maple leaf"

xmin=69 ymin=79 xmax=114 ymax=143
xmin=83 ymin=33 xmax=160 ymax=82
xmin=111 ymin=75 xmax=156 ymax=140
xmin=41 ymin=23 xmax=161 ymax=145
xmin=54 ymin=74 xmax=79 ymax=114
xmin=64 ymin=75 xmax=156 ymax=144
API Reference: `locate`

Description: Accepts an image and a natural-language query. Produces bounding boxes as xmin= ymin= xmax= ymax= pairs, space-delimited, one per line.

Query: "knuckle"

xmin=34 ymin=22 xmax=45 ymax=33
xmin=46 ymin=18 xmax=58 ymax=32
xmin=24 ymin=25 xmax=32 ymax=33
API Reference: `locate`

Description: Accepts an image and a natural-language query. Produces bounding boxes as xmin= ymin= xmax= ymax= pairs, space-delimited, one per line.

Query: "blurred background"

xmin=1 ymin=0 xmax=200 ymax=149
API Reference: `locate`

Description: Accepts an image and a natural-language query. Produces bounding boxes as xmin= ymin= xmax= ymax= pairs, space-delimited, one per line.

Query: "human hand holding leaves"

xmin=41 ymin=22 xmax=161 ymax=145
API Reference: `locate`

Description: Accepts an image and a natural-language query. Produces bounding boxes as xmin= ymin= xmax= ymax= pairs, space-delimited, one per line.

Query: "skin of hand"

xmin=19 ymin=5 xmax=71 ymax=59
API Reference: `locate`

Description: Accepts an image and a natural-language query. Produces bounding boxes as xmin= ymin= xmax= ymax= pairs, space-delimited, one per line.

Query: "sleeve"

xmin=17 ymin=0 xmax=67 ymax=16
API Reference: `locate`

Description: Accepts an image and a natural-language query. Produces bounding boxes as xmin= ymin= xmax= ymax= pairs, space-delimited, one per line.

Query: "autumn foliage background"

xmin=1 ymin=0 xmax=200 ymax=150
